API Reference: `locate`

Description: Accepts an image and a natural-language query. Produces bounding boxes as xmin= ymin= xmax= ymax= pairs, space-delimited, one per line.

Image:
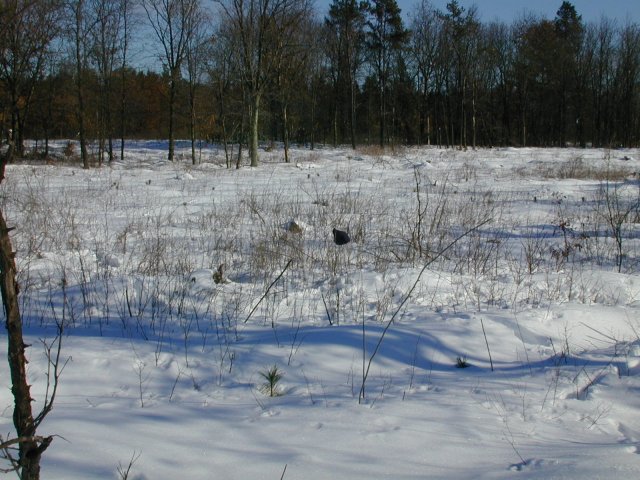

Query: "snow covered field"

xmin=1 ymin=143 xmax=640 ymax=479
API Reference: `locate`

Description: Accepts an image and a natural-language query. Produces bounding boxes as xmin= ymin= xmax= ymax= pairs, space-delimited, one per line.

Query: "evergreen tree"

xmin=364 ymin=0 xmax=409 ymax=147
xmin=367 ymin=0 xmax=409 ymax=147
xmin=554 ymin=1 xmax=584 ymax=146
xmin=326 ymin=0 xmax=368 ymax=148
xmin=441 ymin=0 xmax=480 ymax=147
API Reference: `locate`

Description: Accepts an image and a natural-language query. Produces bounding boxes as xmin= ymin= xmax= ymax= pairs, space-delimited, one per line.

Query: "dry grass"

xmin=356 ymin=144 xmax=407 ymax=158
xmin=534 ymin=156 xmax=635 ymax=181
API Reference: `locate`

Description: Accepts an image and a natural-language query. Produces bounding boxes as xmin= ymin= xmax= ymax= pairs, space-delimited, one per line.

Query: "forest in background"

xmin=1 ymin=0 xmax=640 ymax=167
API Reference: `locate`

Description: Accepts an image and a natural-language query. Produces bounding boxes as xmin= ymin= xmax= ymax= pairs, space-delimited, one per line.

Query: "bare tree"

xmin=208 ymin=25 xmax=243 ymax=167
xmin=68 ymin=0 xmax=93 ymax=168
xmin=598 ymin=179 xmax=640 ymax=272
xmin=118 ymin=0 xmax=134 ymax=160
xmin=587 ymin=18 xmax=615 ymax=147
xmin=364 ymin=0 xmax=409 ymax=148
xmin=439 ymin=0 xmax=480 ymax=149
xmin=408 ymin=0 xmax=442 ymax=145
xmin=325 ymin=0 xmax=367 ymax=149
xmin=273 ymin=14 xmax=315 ymax=163
xmin=216 ymin=0 xmax=313 ymax=167
xmin=0 ymin=8 xmax=65 ymax=473
xmin=88 ymin=0 xmax=129 ymax=164
xmin=483 ymin=20 xmax=516 ymax=146
xmin=304 ymin=22 xmax=328 ymax=150
xmin=614 ymin=21 xmax=640 ymax=147
xmin=143 ymin=0 xmax=201 ymax=161
xmin=184 ymin=6 xmax=211 ymax=165
xmin=0 ymin=0 xmax=63 ymax=158
xmin=0 ymin=161 xmax=65 ymax=479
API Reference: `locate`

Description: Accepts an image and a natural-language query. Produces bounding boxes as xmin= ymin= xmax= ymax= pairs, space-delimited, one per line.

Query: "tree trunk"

xmin=310 ymin=83 xmax=316 ymax=150
xmin=379 ymin=81 xmax=385 ymax=148
xmin=333 ymin=104 xmax=338 ymax=147
xmin=249 ymin=92 xmax=260 ymax=167
xmin=283 ymin=102 xmax=289 ymax=163
xmin=0 ymin=207 xmax=51 ymax=479
xmin=237 ymin=103 xmax=246 ymax=170
xmin=221 ymin=117 xmax=230 ymax=168
xmin=120 ymin=66 xmax=126 ymax=160
xmin=104 ymin=79 xmax=114 ymax=163
xmin=190 ymin=89 xmax=197 ymax=165
xmin=75 ymin=63 xmax=89 ymax=168
xmin=472 ymin=79 xmax=477 ymax=149
xmin=119 ymin=3 xmax=128 ymax=162
xmin=168 ymin=73 xmax=177 ymax=161
xmin=521 ymin=102 xmax=527 ymax=146
xmin=12 ymin=98 xmax=24 ymax=158
xmin=350 ymin=69 xmax=357 ymax=149
xmin=460 ymin=60 xmax=466 ymax=148
xmin=77 ymin=90 xmax=89 ymax=168
xmin=74 ymin=0 xmax=89 ymax=169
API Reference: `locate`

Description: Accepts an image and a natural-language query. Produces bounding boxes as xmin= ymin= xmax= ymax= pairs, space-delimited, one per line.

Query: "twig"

xmin=35 ymin=322 xmax=69 ymax=429
xmin=117 ymin=450 xmax=142 ymax=480
xmin=287 ymin=320 xmax=304 ymax=366
xmin=0 ymin=435 xmax=53 ymax=451
xmin=513 ymin=311 xmax=532 ymax=374
xmin=359 ymin=218 xmax=491 ymax=402
xmin=321 ymin=292 xmax=333 ymax=325
xmin=579 ymin=322 xmax=618 ymax=343
xmin=244 ymin=259 xmax=293 ymax=323
xmin=480 ymin=318 xmax=494 ymax=371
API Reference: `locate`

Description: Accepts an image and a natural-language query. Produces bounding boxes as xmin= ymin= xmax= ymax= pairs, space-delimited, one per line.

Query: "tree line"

xmin=1 ymin=0 xmax=640 ymax=168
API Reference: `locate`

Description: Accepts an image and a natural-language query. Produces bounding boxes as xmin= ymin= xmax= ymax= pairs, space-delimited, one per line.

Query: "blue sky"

xmin=318 ymin=0 xmax=640 ymax=24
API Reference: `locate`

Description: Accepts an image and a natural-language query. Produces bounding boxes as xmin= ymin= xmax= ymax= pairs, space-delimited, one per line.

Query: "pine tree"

xmin=326 ymin=0 xmax=368 ymax=148
xmin=364 ymin=0 xmax=409 ymax=147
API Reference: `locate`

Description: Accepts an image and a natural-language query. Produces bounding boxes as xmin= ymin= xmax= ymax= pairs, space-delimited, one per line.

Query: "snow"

xmin=1 ymin=142 xmax=640 ymax=478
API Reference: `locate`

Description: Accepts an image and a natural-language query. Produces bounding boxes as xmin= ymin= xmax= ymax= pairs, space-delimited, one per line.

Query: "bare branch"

xmin=359 ymin=217 xmax=492 ymax=402
xmin=244 ymin=258 xmax=293 ymax=323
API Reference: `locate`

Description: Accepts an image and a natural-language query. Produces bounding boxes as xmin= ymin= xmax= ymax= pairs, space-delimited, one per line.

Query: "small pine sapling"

xmin=259 ymin=365 xmax=284 ymax=397
xmin=455 ymin=356 xmax=470 ymax=368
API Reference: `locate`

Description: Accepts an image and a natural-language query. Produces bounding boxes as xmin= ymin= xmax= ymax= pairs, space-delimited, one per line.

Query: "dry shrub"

xmin=356 ymin=144 xmax=407 ymax=159
xmin=63 ymin=141 xmax=76 ymax=159
xmin=535 ymin=156 xmax=634 ymax=181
